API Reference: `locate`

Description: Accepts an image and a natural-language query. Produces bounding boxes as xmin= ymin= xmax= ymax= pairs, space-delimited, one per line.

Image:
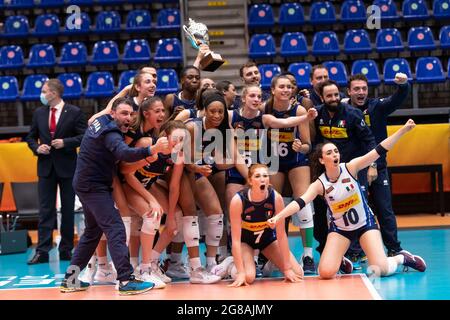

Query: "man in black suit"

xmin=25 ymin=79 xmax=87 ymax=264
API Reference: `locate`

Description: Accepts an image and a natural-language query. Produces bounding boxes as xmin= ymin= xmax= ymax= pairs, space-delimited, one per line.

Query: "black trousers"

xmin=69 ymin=190 xmax=133 ymax=282
xmin=36 ymin=168 xmax=75 ymax=254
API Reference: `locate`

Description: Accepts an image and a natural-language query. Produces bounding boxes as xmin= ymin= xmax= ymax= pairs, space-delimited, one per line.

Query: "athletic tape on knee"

xmin=141 ymin=214 xmax=161 ymax=235
xmin=130 ymin=216 xmax=142 ymax=237
xmin=205 ymin=214 xmax=224 ymax=247
xmin=182 ymin=215 xmax=200 ymax=247
xmin=291 ymin=203 xmax=314 ymax=229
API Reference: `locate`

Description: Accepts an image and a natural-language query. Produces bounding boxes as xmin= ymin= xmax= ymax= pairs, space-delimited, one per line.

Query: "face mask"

xmin=40 ymin=93 xmax=49 ymax=106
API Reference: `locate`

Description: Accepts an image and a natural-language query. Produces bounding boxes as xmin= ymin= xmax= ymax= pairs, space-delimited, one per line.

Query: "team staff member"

xmin=60 ymin=98 xmax=169 ymax=295
xmin=313 ymin=80 xmax=376 ymax=259
xmin=26 ymin=79 xmax=87 ymax=265
xmin=344 ymin=73 xmax=411 ymax=257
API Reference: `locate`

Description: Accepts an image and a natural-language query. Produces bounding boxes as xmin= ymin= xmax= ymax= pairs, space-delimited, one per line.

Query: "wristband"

xmin=294 ymin=197 xmax=306 ymax=210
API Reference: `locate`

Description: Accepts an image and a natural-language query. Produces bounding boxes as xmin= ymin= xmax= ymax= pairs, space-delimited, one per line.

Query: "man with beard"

xmin=60 ymin=98 xmax=169 ymax=295
xmin=342 ymin=73 xmax=411 ymax=262
xmin=163 ymin=65 xmax=201 ymax=119
xmin=313 ymin=80 xmax=376 ymax=270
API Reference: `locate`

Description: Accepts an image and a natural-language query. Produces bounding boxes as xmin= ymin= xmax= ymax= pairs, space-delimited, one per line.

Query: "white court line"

xmin=360 ymin=273 xmax=383 ymax=300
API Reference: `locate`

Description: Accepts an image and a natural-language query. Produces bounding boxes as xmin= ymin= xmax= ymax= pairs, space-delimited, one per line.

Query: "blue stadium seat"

xmin=28 ymin=44 xmax=56 ymax=68
xmin=4 ymin=16 xmax=29 ymax=37
xmin=343 ymin=29 xmax=372 ymax=54
xmin=58 ymin=73 xmax=83 ymax=99
xmin=310 ymin=1 xmax=336 ymax=24
xmin=415 ymin=57 xmax=445 ymax=83
xmin=126 ymin=10 xmax=152 ymax=32
xmin=279 ymin=3 xmax=305 ymax=26
xmin=66 ymin=0 xmax=94 ymax=4
xmin=323 ymin=61 xmax=348 ymax=86
xmin=351 ymin=60 xmax=381 ymax=86
xmin=280 ymin=32 xmax=308 ymax=57
xmin=248 ymin=34 xmax=276 ymax=59
xmin=433 ymin=0 xmax=450 ymax=19
xmin=341 ymin=0 xmax=367 ymax=23
xmin=119 ymin=70 xmax=137 ymax=91
xmin=154 ymin=38 xmax=183 ymax=63
xmin=312 ymin=31 xmax=339 ymax=56
xmin=21 ymin=74 xmax=49 ymax=101
xmin=403 ymin=0 xmax=429 ymax=20
xmin=375 ymin=28 xmax=404 ymax=52
xmin=248 ymin=4 xmax=275 ymax=28
xmin=258 ymin=64 xmax=281 ymax=90
xmin=95 ymin=11 xmax=121 ymax=33
xmin=439 ymin=25 xmax=450 ymax=49
xmin=156 ymin=9 xmax=181 ymax=31
xmin=123 ymin=39 xmax=151 ymax=64
xmin=156 ymin=68 xmax=179 ymax=95
xmin=288 ymin=62 xmax=312 ymax=89
xmin=59 ymin=42 xmax=87 ymax=67
xmin=408 ymin=27 xmax=436 ymax=51
xmin=34 ymin=14 xmax=60 ymax=36
xmin=97 ymin=0 xmax=122 ymax=4
xmin=64 ymin=12 xmax=91 ymax=34
xmin=85 ymin=72 xmax=115 ymax=98
xmin=374 ymin=0 xmax=400 ymax=21
xmin=0 ymin=45 xmax=24 ymax=70
xmin=91 ymin=40 xmax=120 ymax=65
xmin=2 ymin=0 xmax=33 ymax=9
xmin=0 ymin=76 xmax=19 ymax=102
xmin=39 ymin=0 xmax=65 ymax=8
xmin=383 ymin=58 xmax=413 ymax=85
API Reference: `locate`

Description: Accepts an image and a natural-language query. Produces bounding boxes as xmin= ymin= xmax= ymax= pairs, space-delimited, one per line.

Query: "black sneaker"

xmin=302 ymin=256 xmax=316 ymax=274
xmin=60 ymin=278 xmax=90 ymax=293
xmin=339 ymin=256 xmax=353 ymax=274
xmin=397 ymin=250 xmax=427 ymax=272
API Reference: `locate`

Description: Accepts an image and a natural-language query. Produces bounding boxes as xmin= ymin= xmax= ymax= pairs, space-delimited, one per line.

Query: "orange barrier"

xmin=0 ymin=124 xmax=449 ymax=211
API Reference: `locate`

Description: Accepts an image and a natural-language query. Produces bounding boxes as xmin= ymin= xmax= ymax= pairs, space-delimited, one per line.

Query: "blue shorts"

xmin=329 ymin=223 xmax=379 ymax=242
xmin=225 ymin=168 xmax=246 ymax=185
xmin=274 ymin=155 xmax=309 ymax=173
xmin=241 ymin=228 xmax=277 ymax=251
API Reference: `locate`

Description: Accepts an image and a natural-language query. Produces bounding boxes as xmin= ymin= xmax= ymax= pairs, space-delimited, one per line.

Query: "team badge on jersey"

xmin=338 ymin=120 xmax=346 ymax=128
xmin=342 ymin=178 xmax=351 ymax=183
xmin=345 ymin=184 xmax=355 ymax=192
xmin=326 ymin=186 xmax=334 ymax=194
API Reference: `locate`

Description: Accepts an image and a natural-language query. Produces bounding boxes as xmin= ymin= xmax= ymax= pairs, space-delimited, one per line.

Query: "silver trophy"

xmin=183 ymin=18 xmax=224 ymax=72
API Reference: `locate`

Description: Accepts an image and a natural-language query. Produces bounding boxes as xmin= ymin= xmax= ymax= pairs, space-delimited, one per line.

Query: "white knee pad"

xmin=291 ymin=203 xmax=314 ymax=229
xmin=130 ymin=216 xmax=142 ymax=237
xmin=172 ymin=211 xmax=184 ymax=243
xmin=122 ymin=216 xmax=131 ymax=246
xmin=205 ymin=214 xmax=224 ymax=247
xmin=182 ymin=215 xmax=200 ymax=247
xmin=141 ymin=213 xmax=161 ymax=235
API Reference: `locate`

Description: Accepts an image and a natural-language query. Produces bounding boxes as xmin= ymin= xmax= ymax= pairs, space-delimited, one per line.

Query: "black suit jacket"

xmin=25 ymin=103 xmax=87 ymax=178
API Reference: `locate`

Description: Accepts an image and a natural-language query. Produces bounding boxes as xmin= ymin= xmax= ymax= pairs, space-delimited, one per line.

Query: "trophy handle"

xmin=183 ymin=25 xmax=200 ymax=50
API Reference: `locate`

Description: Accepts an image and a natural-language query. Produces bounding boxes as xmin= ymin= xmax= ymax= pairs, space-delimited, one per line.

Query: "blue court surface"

xmin=0 ymin=228 xmax=449 ymax=300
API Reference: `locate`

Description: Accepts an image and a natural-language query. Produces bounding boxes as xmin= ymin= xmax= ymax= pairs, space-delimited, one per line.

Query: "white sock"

xmin=150 ymin=250 xmax=161 ymax=261
xmin=130 ymin=257 xmax=139 ymax=269
xmin=97 ymin=256 xmax=108 ymax=266
xmin=206 ymin=257 xmax=217 ymax=267
xmin=303 ymin=247 xmax=313 ymax=258
xmin=189 ymin=257 xmax=202 ymax=270
xmin=171 ymin=253 xmax=182 ymax=264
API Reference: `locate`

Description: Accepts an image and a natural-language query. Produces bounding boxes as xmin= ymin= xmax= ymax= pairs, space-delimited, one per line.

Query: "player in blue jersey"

xmin=268 ymin=120 xmax=426 ymax=279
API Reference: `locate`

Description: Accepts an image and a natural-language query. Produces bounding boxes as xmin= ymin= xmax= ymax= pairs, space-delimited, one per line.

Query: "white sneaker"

xmin=150 ymin=261 xmax=172 ymax=283
xmin=166 ymin=261 xmax=190 ymax=279
xmin=136 ymin=266 xmax=166 ymax=289
xmin=190 ymin=267 xmax=222 ymax=284
xmin=210 ymin=256 xmax=234 ymax=279
xmin=94 ymin=263 xmax=117 ymax=284
xmin=79 ymin=262 xmax=97 ymax=285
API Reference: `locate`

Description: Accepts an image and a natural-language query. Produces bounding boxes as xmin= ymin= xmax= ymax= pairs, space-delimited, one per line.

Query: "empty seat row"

xmin=0 ymin=0 xmax=179 ymax=9
xmin=0 ymin=38 xmax=183 ymax=69
xmin=0 ymin=69 xmax=180 ymax=102
xmin=257 ymin=57 xmax=448 ymax=90
xmin=0 ymin=9 xmax=180 ymax=37
xmin=249 ymin=26 xmax=449 ymax=59
xmin=249 ymin=0 xmax=450 ymax=27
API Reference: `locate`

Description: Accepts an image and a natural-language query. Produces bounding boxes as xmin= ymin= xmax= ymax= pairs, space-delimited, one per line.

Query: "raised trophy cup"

xmin=183 ymin=18 xmax=224 ymax=72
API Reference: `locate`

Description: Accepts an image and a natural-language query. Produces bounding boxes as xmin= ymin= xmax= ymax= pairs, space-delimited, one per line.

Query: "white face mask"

xmin=40 ymin=93 xmax=49 ymax=106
